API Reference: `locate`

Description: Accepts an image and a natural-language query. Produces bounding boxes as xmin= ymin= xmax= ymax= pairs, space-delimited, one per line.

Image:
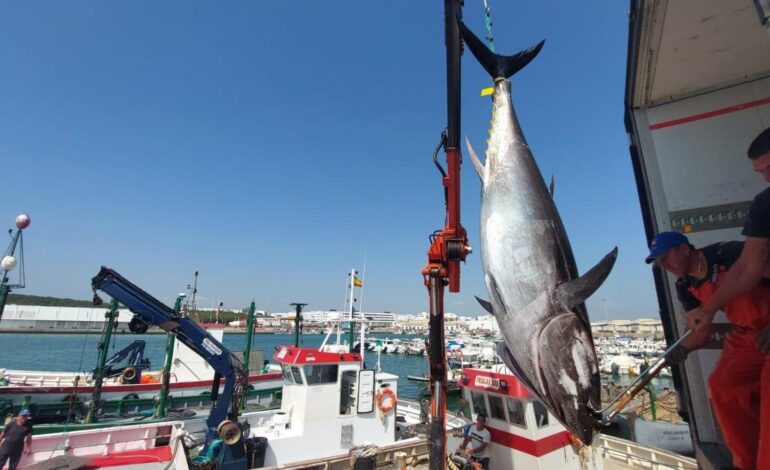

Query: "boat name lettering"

xmin=202 ymin=338 xmax=222 ymax=356
xmin=474 ymin=376 xmax=500 ymax=389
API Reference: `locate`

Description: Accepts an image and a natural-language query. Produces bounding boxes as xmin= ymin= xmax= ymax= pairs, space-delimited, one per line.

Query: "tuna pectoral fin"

xmin=475 ymin=296 xmax=493 ymax=314
xmin=459 ymin=21 xmax=545 ymax=80
xmin=496 ymin=342 xmax=548 ymax=404
xmin=465 ymin=136 xmax=485 ymax=182
xmin=557 ymin=247 xmax=619 ymax=310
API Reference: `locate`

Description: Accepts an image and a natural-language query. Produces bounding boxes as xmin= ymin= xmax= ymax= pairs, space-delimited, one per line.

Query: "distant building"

xmin=272 ymin=310 xmax=397 ymax=328
xmin=0 ymin=304 xmax=134 ymax=332
xmin=591 ymin=319 xmax=663 ymax=336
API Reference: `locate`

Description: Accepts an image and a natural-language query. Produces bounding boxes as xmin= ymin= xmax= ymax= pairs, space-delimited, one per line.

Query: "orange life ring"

xmin=376 ymin=387 xmax=397 ymax=414
xmin=140 ymin=374 xmax=159 ymax=384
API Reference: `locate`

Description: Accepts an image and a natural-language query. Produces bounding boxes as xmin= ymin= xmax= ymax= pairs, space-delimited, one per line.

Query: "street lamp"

xmin=0 ymin=214 xmax=31 ymax=320
xmin=602 ymin=299 xmax=609 ymax=322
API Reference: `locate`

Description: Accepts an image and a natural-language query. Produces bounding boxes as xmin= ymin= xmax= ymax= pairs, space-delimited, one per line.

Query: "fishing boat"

xmin=0 ymin=329 xmax=283 ymax=411
xmin=457 ymin=362 xmax=698 ymax=469
xmin=15 ymin=272 xmax=471 ymax=468
xmin=14 ymin=352 xmax=698 ymax=470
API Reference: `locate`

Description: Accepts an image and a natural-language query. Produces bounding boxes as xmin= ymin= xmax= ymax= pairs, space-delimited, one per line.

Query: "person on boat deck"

xmin=460 ymin=412 xmax=491 ymax=470
xmin=0 ymin=409 xmax=33 ymax=470
xmin=646 ymin=231 xmax=770 ymax=470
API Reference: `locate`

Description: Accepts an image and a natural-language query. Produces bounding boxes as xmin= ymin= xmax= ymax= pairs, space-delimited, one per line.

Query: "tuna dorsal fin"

xmin=475 ymin=296 xmax=493 ymax=314
xmin=459 ymin=21 xmax=545 ymax=80
xmin=549 ymin=175 xmax=555 ymax=197
xmin=557 ymin=247 xmax=619 ymax=310
xmin=465 ymin=136 xmax=485 ymax=182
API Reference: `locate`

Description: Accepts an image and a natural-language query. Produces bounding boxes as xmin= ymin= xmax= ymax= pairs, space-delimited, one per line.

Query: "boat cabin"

xmin=459 ymin=365 xmax=602 ymax=470
xmin=241 ymin=346 xmax=399 ymax=467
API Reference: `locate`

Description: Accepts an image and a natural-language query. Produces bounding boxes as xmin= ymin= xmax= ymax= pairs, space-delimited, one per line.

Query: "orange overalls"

xmin=689 ymin=267 xmax=770 ymax=470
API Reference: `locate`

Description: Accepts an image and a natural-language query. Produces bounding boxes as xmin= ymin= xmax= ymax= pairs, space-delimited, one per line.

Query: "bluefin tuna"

xmin=461 ymin=22 xmax=617 ymax=445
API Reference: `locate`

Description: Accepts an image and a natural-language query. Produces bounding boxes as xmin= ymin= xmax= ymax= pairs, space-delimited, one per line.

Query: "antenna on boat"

xmin=0 ymin=213 xmax=30 ymax=321
xmin=183 ymin=270 xmax=200 ymax=321
xmin=290 ymin=303 xmax=307 ymax=347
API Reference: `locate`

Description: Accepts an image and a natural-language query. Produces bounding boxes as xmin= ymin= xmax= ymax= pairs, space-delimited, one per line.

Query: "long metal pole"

xmin=359 ymin=256 xmax=367 ymax=365
xmin=242 ymin=301 xmax=256 ymax=410
xmin=428 ymin=273 xmax=447 ymax=470
xmin=85 ymin=299 xmax=118 ymax=423
xmin=156 ymin=295 xmax=182 ymax=417
xmin=348 ymin=268 xmax=356 ymax=349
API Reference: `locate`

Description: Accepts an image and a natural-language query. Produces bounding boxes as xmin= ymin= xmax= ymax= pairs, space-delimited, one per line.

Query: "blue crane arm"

xmin=98 ymin=340 xmax=148 ymax=379
xmin=91 ymin=266 xmax=247 ymax=445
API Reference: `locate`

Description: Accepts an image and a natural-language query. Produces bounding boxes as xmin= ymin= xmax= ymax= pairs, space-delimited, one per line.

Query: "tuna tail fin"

xmin=557 ymin=247 xmax=618 ymax=310
xmin=459 ymin=21 xmax=544 ymax=80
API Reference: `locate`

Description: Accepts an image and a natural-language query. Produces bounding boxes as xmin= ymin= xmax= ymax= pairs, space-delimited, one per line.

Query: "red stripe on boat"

xmin=0 ymin=373 xmax=283 ymax=395
xmin=488 ymin=425 xmax=572 ymax=457
xmin=83 ymin=447 xmax=172 ymax=468
xmin=649 ymin=96 xmax=770 ymax=130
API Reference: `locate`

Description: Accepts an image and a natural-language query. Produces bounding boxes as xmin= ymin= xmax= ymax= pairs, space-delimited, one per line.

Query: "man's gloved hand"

xmin=756 ymin=325 xmax=770 ymax=354
xmin=665 ymin=344 xmax=690 ymax=365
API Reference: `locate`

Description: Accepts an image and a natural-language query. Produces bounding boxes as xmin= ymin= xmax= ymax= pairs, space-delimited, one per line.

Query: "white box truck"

xmin=625 ymin=1 xmax=770 ymax=468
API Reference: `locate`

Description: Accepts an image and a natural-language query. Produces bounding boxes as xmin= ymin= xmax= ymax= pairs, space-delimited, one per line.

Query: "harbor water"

xmin=0 ymin=333 xmax=432 ymax=399
xmin=0 ymin=332 xmax=673 ymax=406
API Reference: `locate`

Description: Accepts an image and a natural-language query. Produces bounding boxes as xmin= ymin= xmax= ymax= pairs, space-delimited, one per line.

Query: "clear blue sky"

xmin=0 ymin=1 xmax=658 ymax=320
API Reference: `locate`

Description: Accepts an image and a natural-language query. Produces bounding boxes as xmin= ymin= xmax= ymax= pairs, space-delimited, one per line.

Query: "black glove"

xmin=665 ymin=344 xmax=690 ymax=365
xmin=757 ymin=325 xmax=770 ymax=354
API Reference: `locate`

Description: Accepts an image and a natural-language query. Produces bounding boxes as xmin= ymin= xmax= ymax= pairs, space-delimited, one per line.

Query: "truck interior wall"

xmin=628 ymin=77 xmax=770 ymax=466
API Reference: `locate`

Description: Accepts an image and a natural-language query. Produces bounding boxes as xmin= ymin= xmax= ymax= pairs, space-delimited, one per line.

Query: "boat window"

xmin=339 ymin=370 xmax=357 ymax=415
xmin=291 ymin=366 xmax=304 ymax=384
xmin=487 ymin=394 xmax=507 ymax=421
xmin=470 ymin=391 xmax=488 ymax=417
xmin=533 ymin=401 xmax=549 ymax=428
xmin=303 ymin=364 xmax=338 ymax=385
xmin=281 ymin=364 xmax=294 ymax=383
xmin=506 ymin=398 xmax=526 ymax=427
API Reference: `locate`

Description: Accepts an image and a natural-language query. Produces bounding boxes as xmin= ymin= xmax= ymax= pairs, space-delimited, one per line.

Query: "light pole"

xmin=603 ymin=299 xmax=609 ymax=322
xmin=0 ymin=214 xmax=31 ymax=321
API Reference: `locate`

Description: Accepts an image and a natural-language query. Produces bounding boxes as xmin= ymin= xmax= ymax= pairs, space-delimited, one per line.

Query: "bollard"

xmin=393 ymin=451 xmax=407 ymax=470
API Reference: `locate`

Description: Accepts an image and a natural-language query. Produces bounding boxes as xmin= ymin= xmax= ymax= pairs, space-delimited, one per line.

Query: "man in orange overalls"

xmin=646 ymin=231 xmax=770 ymax=470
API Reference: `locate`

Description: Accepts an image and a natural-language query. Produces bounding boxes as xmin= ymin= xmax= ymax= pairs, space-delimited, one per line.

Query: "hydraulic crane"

xmin=91 ymin=266 xmax=249 ymax=468
xmin=421 ymin=2 xmax=471 ymax=469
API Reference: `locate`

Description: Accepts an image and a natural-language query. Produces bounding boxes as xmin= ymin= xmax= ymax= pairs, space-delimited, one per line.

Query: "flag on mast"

xmin=353 ymin=276 xmax=363 ymax=287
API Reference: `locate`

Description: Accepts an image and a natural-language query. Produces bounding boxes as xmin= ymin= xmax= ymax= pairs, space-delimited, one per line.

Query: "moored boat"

xmin=0 ymin=329 xmax=283 ymax=413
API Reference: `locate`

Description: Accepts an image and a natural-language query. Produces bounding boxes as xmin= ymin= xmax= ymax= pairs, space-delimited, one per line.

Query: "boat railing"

xmin=1 ymin=370 xmax=92 ymax=387
xmin=24 ymin=421 xmax=182 ymax=467
xmin=598 ymin=434 xmax=697 ymax=469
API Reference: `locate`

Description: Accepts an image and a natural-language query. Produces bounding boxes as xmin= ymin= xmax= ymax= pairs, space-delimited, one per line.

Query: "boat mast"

xmin=242 ymin=301 xmax=256 ymax=410
xmin=156 ymin=293 xmax=184 ymax=417
xmin=290 ymin=302 xmax=307 ymax=347
xmin=85 ymin=298 xmax=119 ymax=424
xmin=347 ymin=268 xmax=357 ymax=349
xmin=359 ymin=256 xmax=367 ymax=365
xmin=0 ymin=214 xmax=30 ymax=321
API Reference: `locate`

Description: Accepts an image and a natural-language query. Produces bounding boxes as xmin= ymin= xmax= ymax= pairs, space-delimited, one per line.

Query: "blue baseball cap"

xmin=19 ymin=409 xmax=31 ymax=417
xmin=645 ymin=231 xmax=689 ymax=264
